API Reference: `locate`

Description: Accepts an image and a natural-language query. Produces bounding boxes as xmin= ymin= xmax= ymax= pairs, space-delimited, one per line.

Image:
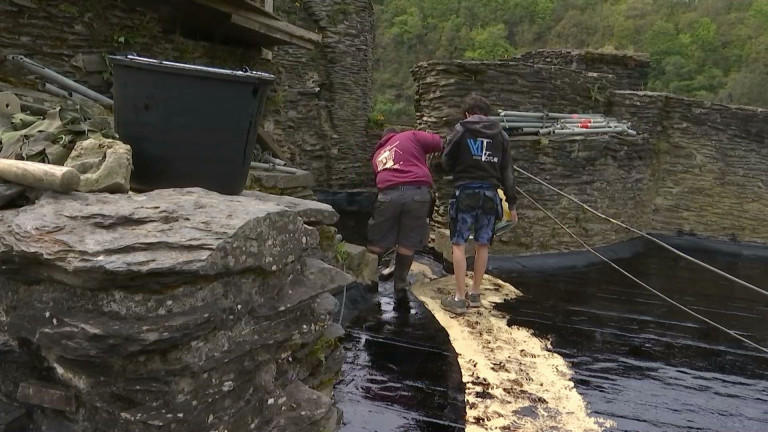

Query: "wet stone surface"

xmin=333 ymin=258 xmax=466 ymax=432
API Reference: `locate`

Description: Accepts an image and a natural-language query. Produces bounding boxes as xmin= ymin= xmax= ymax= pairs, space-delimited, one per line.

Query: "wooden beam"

xmin=242 ymin=12 xmax=321 ymax=43
xmin=261 ymin=0 xmax=273 ymax=61
xmin=257 ymin=127 xmax=288 ymax=161
xmin=231 ymin=14 xmax=316 ymax=50
xmin=224 ymin=0 xmax=281 ymax=20
xmin=193 ymin=0 xmax=321 ymax=46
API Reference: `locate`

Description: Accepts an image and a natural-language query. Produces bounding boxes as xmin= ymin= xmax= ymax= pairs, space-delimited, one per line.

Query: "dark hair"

xmin=382 ymin=127 xmax=398 ymax=138
xmin=462 ymin=94 xmax=492 ymax=116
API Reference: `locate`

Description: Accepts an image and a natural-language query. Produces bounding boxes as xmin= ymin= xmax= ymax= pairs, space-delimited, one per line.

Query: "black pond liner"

xmin=492 ymin=236 xmax=768 ymax=432
xmin=324 ymin=192 xmax=768 ymax=431
xmin=333 ymin=263 xmax=466 ymax=432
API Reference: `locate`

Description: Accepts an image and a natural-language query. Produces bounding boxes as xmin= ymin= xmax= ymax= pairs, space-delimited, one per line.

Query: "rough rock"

xmin=246 ymin=168 xmax=317 ymax=200
xmin=337 ymin=242 xmax=378 ymax=284
xmin=0 ymin=188 xmax=320 ymax=288
xmin=16 ymin=382 xmax=76 ymax=413
xmin=0 ymin=181 xmax=26 ymax=208
xmin=241 ymin=190 xmax=338 ymax=225
xmin=0 ymin=188 xmax=354 ymax=432
xmin=270 ymin=0 xmax=375 ymax=189
xmin=64 ymin=138 xmax=132 ymax=193
xmin=248 ymin=168 xmax=315 ymax=190
xmin=0 ymin=400 xmax=27 ymax=432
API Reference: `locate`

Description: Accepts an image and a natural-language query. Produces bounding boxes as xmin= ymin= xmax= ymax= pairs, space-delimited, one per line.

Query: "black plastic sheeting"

xmin=333 ymin=261 xmax=466 ymax=432
xmin=494 ymin=241 xmax=768 ymax=432
xmin=323 ymin=193 xmax=768 ymax=431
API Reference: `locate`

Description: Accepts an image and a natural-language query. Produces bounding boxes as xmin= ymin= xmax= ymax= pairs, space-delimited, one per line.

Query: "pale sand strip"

xmin=411 ymin=274 xmax=614 ymax=432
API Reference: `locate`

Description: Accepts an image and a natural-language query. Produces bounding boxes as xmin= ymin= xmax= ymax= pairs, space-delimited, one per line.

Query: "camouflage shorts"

xmin=449 ymin=187 xmax=500 ymax=245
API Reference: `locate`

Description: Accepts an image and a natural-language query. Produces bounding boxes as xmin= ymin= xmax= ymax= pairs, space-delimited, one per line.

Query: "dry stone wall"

xmin=414 ymin=57 xmax=768 ymax=254
xmin=611 ymin=91 xmax=768 ymax=244
xmin=515 ymin=49 xmax=650 ymax=91
xmin=270 ymin=0 xmax=375 ymax=189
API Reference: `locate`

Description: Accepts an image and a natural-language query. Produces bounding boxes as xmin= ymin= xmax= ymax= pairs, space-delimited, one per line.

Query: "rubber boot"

xmin=393 ymin=252 xmax=414 ymax=301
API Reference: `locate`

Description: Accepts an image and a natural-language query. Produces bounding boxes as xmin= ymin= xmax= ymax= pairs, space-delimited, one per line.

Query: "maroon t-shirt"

xmin=372 ymin=130 xmax=442 ymax=190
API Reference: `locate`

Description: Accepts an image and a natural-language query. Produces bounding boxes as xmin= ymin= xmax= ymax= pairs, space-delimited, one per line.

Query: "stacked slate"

xmin=0 ymin=188 xmax=351 ymax=432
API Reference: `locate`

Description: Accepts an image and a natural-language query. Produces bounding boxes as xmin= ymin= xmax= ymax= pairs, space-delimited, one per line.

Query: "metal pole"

xmin=551 ymin=127 xmax=629 ymax=135
xmin=250 ymin=162 xmax=302 ymax=174
xmin=38 ymin=82 xmax=72 ymax=99
xmin=500 ymin=122 xmax=553 ymax=128
xmin=506 ymin=128 xmax=544 ymax=135
xmin=7 ymin=55 xmax=114 ymax=107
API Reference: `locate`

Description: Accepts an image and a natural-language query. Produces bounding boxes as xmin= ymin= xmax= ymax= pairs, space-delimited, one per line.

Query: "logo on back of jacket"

xmin=467 ymin=138 xmax=499 ymax=163
xmin=375 ymin=141 xmax=403 ymax=172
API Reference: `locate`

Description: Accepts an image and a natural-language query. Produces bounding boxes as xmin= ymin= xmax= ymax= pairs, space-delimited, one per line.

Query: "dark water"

xmin=495 ymin=246 xmax=768 ymax=432
xmin=320 ymin=197 xmax=768 ymax=432
xmin=334 ymin=258 xmax=465 ymax=432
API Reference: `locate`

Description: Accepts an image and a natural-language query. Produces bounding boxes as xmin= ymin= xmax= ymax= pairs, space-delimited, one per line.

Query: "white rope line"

xmin=514 ymin=166 xmax=768 ymax=299
xmin=515 ymin=186 xmax=768 ymax=354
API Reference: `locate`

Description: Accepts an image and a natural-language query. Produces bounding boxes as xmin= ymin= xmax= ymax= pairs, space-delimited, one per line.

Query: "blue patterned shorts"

xmin=449 ymin=188 xmax=500 ymax=245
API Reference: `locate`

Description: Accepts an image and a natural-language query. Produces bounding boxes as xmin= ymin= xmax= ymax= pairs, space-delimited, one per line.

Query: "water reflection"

xmin=335 ymin=267 xmax=465 ymax=432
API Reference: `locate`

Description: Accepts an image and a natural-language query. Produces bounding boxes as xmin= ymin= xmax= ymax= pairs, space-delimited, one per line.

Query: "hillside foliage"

xmin=372 ymin=0 xmax=768 ymax=124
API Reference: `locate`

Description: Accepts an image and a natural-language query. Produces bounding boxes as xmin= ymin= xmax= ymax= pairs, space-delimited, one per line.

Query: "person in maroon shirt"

xmin=368 ymin=127 xmax=443 ymax=302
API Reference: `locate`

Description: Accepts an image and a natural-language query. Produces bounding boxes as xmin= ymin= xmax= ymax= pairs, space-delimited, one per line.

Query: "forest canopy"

xmin=372 ymin=0 xmax=768 ymax=125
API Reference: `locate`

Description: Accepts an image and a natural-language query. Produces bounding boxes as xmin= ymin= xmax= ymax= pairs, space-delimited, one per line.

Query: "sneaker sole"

xmin=440 ymin=304 xmax=467 ymax=315
xmin=467 ymin=300 xmax=482 ymax=308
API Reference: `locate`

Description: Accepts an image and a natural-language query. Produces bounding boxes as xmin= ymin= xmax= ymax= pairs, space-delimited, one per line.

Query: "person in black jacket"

xmin=440 ymin=94 xmax=518 ymax=314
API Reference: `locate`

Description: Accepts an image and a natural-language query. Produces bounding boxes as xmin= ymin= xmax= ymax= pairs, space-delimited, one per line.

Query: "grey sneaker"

xmin=466 ymin=292 xmax=481 ymax=308
xmin=440 ymin=295 xmax=467 ymax=315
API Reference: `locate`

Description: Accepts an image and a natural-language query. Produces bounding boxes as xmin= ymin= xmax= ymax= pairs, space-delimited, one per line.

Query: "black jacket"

xmin=442 ymin=115 xmax=517 ymax=207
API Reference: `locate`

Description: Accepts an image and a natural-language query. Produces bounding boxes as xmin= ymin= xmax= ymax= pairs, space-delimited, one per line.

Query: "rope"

xmin=515 ymin=186 xmax=768 ymax=354
xmin=338 ymin=284 xmax=347 ymax=325
xmin=514 ymin=166 xmax=768 ymax=299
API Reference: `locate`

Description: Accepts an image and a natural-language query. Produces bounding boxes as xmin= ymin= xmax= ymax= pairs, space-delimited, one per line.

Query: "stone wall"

xmin=0 ymin=0 xmax=374 ymax=190
xmin=269 ymin=0 xmax=375 ymax=189
xmin=515 ymin=49 xmax=650 ymax=91
xmin=0 ymin=188 xmax=352 ymax=432
xmin=413 ymin=57 xmax=768 ymax=254
xmin=611 ymin=91 xmax=768 ymax=243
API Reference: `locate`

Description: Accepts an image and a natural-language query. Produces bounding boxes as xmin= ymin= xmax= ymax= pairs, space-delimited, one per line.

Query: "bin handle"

xmin=123 ymin=55 xmax=272 ymax=79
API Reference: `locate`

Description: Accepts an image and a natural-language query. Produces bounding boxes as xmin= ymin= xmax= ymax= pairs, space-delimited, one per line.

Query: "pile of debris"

xmin=493 ymin=110 xmax=637 ymax=138
xmin=0 ymin=89 xmax=132 ymax=208
xmin=2 ymin=54 xmax=313 ymax=204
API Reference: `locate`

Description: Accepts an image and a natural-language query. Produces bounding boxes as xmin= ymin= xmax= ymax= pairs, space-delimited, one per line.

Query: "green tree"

xmin=464 ymin=24 xmax=516 ymax=60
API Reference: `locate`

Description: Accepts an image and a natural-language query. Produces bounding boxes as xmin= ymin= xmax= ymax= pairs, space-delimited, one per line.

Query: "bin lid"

xmin=108 ymin=55 xmax=276 ymax=84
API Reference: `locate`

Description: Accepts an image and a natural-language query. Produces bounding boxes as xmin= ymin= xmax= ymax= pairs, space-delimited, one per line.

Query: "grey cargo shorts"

xmin=367 ymin=185 xmax=432 ymax=250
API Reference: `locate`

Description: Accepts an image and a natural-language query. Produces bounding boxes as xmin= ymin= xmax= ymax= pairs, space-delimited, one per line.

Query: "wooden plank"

xmin=194 ymin=0 xmax=321 ymax=45
xmin=261 ymin=0 xmax=273 ymax=61
xmin=225 ymin=0 xmax=281 ymax=20
xmin=257 ymin=127 xmax=288 ymax=161
xmin=231 ymin=14 xmax=316 ymax=50
xmin=243 ymin=12 xmax=321 ymax=43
